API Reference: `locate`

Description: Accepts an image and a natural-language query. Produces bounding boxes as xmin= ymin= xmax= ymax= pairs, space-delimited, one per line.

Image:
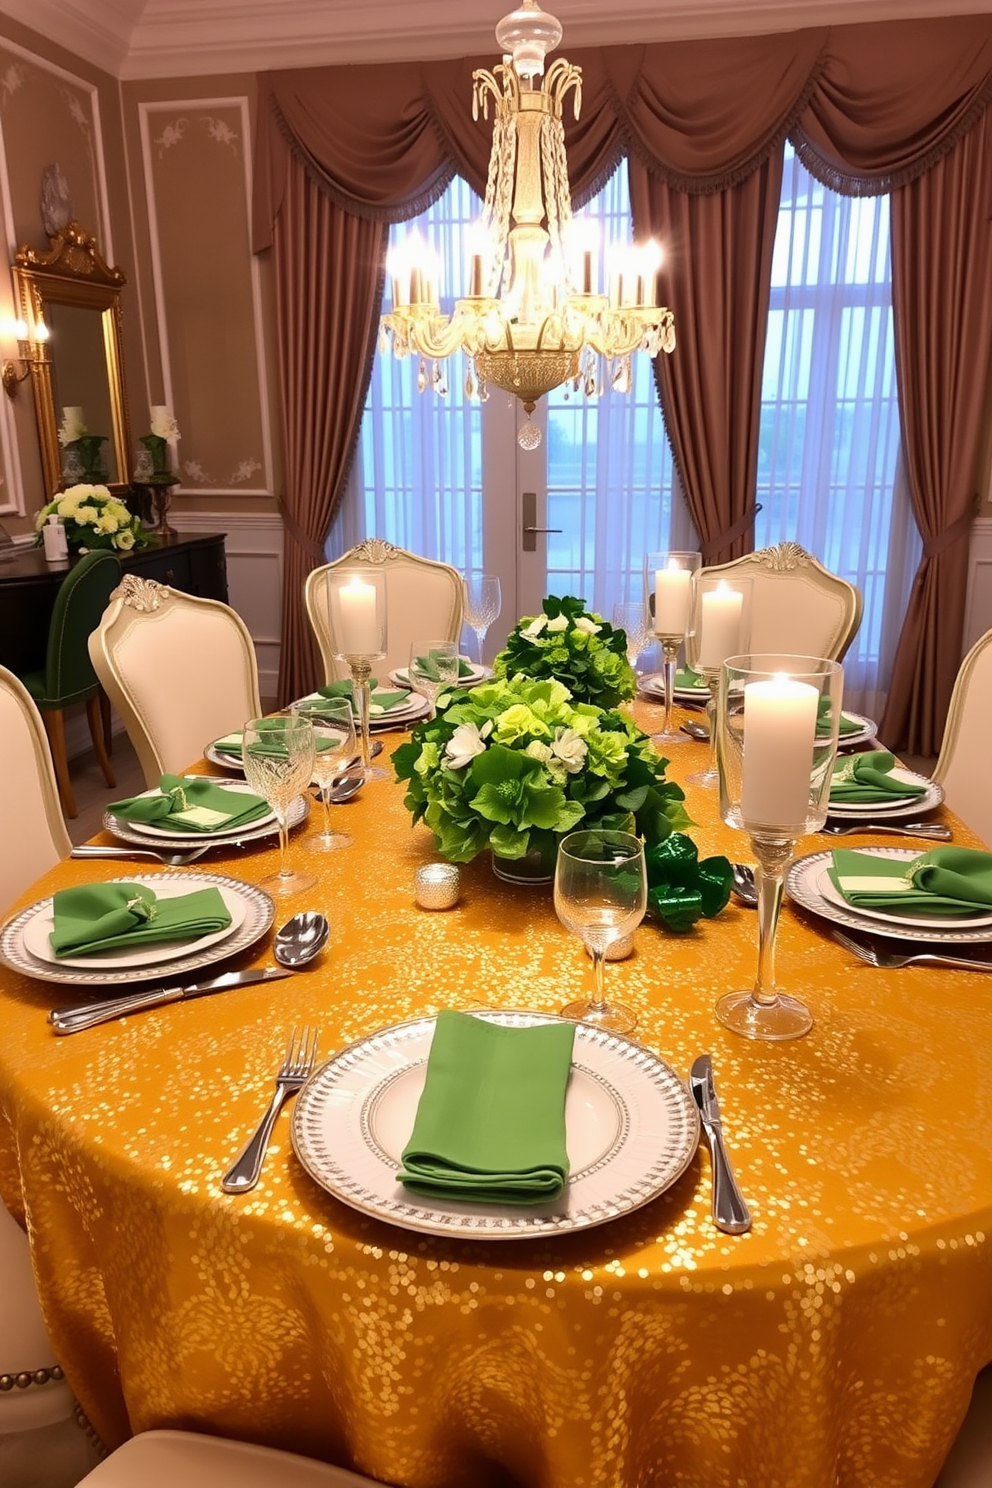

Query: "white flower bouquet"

xmin=34 ymin=484 xmax=145 ymax=553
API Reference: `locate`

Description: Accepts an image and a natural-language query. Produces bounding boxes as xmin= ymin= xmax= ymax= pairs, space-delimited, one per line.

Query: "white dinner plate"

xmin=0 ymin=872 xmax=275 ymax=987
xmin=105 ymin=788 xmax=308 ymax=847
xmin=389 ymin=661 xmax=492 ymax=690
xmin=827 ymin=768 xmax=943 ymax=819
xmin=832 ymin=713 xmax=878 ymax=749
xmin=815 ymin=863 xmax=992 ymax=931
xmin=106 ymin=779 xmax=276 ymax=840
xmin=292 ymin=1009 xmax=700 ymax=1240
xmin=786 ymin=847 xmax=992 ymax=944
xmin=22 ymin=879 xmax=248 ymax=970
xmin=640 ymin=674 xmax=709 ymax=705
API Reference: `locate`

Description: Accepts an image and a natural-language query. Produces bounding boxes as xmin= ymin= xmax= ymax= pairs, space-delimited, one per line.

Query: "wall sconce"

xmin=2 ymin=317 xmax=50 ymax=398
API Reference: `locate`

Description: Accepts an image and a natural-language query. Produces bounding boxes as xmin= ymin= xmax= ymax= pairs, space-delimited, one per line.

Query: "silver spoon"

xmin=731 ymin=863 xmax=758 ymax=907
xmin=273 ymin=911 xmax=329 ymax=969
xmin=680 ymin=720 xmax=710 ymax=741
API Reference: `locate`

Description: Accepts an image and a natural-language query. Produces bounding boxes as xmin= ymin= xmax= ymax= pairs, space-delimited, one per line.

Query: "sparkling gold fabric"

xmin=1 ymin=704 xmax=991 ymax=1487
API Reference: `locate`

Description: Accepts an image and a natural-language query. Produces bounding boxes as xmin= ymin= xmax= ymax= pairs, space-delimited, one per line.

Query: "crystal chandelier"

xmin=379 ymin=0 xmax=676 ymax=449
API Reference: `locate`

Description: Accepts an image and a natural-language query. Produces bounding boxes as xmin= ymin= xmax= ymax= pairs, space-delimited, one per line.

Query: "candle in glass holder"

xmin=338 ymin=576 xmax=378 ymax=655
xmin=654 ymin=559 xmax=692 ymax=635
xmin=740 ymin=676 xmax=818 ymax=830
xmin=698 ymin=580 xmax=744 ymax=668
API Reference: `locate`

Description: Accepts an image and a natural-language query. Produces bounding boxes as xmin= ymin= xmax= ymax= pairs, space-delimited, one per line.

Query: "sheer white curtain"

xmin=544 ymin=167 xmax=694 ymax=613
xmin=755 ymin=143 xmax=920 ymax=717
xmin=327 ymin=176 xmax=483 ymax=568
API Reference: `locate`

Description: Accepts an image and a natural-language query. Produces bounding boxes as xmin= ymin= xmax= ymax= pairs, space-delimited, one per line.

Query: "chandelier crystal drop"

xmin=379 ymin=0 xmax=676 ymax=448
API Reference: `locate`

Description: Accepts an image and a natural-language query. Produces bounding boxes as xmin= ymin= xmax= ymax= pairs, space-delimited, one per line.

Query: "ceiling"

xmin=0 ymin=0 xmax=982 ymax=80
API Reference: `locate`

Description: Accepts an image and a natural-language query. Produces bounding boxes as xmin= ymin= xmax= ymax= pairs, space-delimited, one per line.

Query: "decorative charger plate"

xmin=640 ymin=674 xmax=709 ymax=705
xmin=826 ymin=768 xmax=943 ymax=820
xmin=21 ymin=878 xmax=249 ymax=970
xmin=291 ymin=1008 xmax=700 ymax=1240
xmin=0 ymin=872 xmax=275 ymax=987
xmin=786 ymin=847 xmax=992 ymax=944
xmin=389 ymin=662 xmax=492 ymax=690
xmin=830 ymin=712 xmax=878 ymax=749
xmin=105 ymin=786 xmax=308 ymax=847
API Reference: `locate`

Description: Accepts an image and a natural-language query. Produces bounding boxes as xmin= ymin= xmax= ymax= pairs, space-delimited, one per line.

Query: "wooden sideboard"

xmin=0 ymin=532 xmax=228 ymax=675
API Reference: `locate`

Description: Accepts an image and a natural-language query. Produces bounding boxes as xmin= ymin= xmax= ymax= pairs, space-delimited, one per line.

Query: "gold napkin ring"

xmin=833 ymin=758 xmax=858 ymax=783
xmin=125 ymin=894 xmax=157 ymax=921
xmin=166 ymin=784 xmax=190 ymax=812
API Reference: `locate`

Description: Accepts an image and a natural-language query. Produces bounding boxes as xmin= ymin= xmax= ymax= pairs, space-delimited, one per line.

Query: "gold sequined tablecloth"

xmin=2 ymin=706 xmax=992 ymax=1488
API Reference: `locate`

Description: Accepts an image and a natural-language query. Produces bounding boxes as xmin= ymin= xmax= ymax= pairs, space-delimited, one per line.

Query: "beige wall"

xmin=0 ymin=14 xmax=281 ymax=536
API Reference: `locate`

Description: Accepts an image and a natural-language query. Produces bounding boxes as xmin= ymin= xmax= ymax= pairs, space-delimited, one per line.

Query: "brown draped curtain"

xmin=254 ymin=16 xmax=992 ymax=743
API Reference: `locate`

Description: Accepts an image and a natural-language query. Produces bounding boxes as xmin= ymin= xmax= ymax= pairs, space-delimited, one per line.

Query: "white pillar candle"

xmin=741 ymin=676 xmax=819 ymax=831
xmin=337 ymin=577 xmax=379 ymax=655
xmin=654 ymin=560 xmax=692 ymax=635
xmin=698 ymin=581 xmax=744 ymax=669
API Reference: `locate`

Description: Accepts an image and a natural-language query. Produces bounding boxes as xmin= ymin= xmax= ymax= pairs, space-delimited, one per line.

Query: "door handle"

xmin=521 ymin=492 xmax=562 ymax=552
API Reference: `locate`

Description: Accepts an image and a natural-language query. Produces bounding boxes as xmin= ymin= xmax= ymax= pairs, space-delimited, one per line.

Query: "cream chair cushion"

xmin=933 ymin=627 xmax=992 ymax=848
xmin=0 ymin=666 xmax=71 ymax=915
xmin=306 ymin=541 xmax=464 ymax=682
xmin=699 ymin=542 xmax=863 ymax=662
xmin=76 ymin=1429 xmax=388 ymax=1487
xmin=89 ymin=577 xmax=262 ymax=788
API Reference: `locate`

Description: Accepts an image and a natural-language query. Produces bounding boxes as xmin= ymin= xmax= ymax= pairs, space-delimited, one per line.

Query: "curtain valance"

xmin=254 ymin=13 xmax=992 ymax=247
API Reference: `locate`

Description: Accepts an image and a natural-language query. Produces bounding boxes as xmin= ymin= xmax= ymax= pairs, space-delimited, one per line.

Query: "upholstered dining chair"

xmin=934 ymin=1366 xmax=992 ymax=1486
xmin=88 ymin=575 xmax=262 ymax=788
xmin=932 ymin=626 xmax=992 ymax=847
xmin=13 ymin=548 xmax=121 ymax=819
xmin=697 ymin=541 xmax=863 ymax=662
xmin=305 ymin=540 xmax=464 ymax=682
xmin=73 ymin=1429 xmax=390 ymax=1486
xmin=0 ymin=667 xmax=97 ymax=1486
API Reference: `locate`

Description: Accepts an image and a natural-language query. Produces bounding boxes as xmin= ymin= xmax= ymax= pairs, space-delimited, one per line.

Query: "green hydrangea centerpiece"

xmin=493 ymin=595 xmax=636 ymax=709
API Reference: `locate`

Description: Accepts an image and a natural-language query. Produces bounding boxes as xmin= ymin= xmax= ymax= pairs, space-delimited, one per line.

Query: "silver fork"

xmin=71 ymin=844 xmax=214 ymax=868
xmin=822 ymin=821 xmax=951 ymax=840
xmin=221 ymin=1025 xmax=319 ymax=1193
xmin=832 ymin=928 xmax=992 ymax=972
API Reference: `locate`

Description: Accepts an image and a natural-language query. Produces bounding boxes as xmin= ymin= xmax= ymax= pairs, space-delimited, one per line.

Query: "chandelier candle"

xmin=740 ymin=677 xmax=819 ymax=834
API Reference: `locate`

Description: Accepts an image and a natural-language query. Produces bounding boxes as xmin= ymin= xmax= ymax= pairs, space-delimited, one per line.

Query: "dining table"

xmin=1 ymin=695 xmax=991 ymax=1488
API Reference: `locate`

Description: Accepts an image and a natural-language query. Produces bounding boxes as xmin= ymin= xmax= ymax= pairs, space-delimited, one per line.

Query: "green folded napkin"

xmin=816 ymin=697 xmax=864 ymax=738
xmin=108 ymin=774 xmax=269 ymax=833
xmin=50 ymin=881 xmax=232 ymax=957
xmin=212 ymin=730 xmax=337 ymax=758
xmin=828 ymin=847 xmax=992 ymax=917
xmin=318 ymin=679 xmax=409 ymax=714
xmin=675 ymin=667 xmax=707 ymax=691
xmin=410 ymin=655 xmax=473 ymax=681
xmin=397 ymin=1011 xmax=575 ymax=1205
xmin=829 ymin=752 xmax=927 ymax=804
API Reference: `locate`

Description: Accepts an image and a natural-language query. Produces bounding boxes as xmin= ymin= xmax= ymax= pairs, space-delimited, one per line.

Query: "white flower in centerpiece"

xmin=444 ymin=721 xmax=490 ymax=771
xmin=521 ymin=615 xmax=547 ymax=638
xmin=150 ymin=405 xmax=181 ymax=441
xmin=573 ymin=616 xmax=602 ymax=635
xmin=524 ymin=740 xmax=553 ymax=765
xmin=546 ymin=613 xmax=569 ymax=632
xmin=551 ymin=727 xmax=587 ymax=773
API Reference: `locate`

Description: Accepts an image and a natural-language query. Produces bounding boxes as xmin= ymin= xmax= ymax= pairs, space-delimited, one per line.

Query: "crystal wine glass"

xmin=612 ymin=600 xmax=652 ymax=712
xmin=241 ymin=715 xmax=317 ymax=896
xmin=555 ymin=829 xmax=647 ymax=1035
xmin=463 ymin=575 xmax=502 ymax=665
xmin=291 ymin=696 xmax=357 ymax=852
xmin=409 ymin=640 xmax=460 ymax=721
xmin=715 ymin=653 xmax=843 ymax=1040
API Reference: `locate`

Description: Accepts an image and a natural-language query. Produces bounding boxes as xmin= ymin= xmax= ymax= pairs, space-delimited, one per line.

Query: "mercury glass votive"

xmin=415 ymin=863 xmax=461 ymax=910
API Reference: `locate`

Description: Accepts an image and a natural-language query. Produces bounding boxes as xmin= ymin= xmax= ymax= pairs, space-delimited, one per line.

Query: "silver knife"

xmin=689 ymin=1054 xmax=752 ymax=1235
xmin=49 ymin=967 xmax=292 ymax=1035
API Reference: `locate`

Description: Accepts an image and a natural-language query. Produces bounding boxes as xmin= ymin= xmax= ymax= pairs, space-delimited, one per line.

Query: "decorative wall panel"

xmin=138 ymin=98 xmax=273 ymax=497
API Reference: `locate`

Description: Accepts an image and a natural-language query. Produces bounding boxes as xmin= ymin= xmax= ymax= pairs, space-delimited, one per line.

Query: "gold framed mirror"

xmin=10 ymin=220 xmax=131 ymax=497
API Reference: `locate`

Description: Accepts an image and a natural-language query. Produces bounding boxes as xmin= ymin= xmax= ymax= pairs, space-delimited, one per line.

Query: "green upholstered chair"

xmin=17 ymin=548 xmax=121 ymax=818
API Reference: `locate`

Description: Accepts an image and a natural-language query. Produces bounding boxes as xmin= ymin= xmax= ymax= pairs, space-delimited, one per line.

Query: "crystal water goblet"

xmin=409 ymin=640 xmax=460 ymax=721
xmin=715 ymin=653 xmax=843 ymax=1040
xmin=291 ymin=696 xmax=357 ymax=851
xmin=463 ymin=575 xmax=501 ymax=665
xmin=612 ymin=600 xmax=652 ymax=714
xmin=241 ymin=715 xmax=317 ymax=896
xmin=555 ymin=829 xmax=647 ymax=1035
xmin=644 ymin=551 xmax=701 ymax=745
